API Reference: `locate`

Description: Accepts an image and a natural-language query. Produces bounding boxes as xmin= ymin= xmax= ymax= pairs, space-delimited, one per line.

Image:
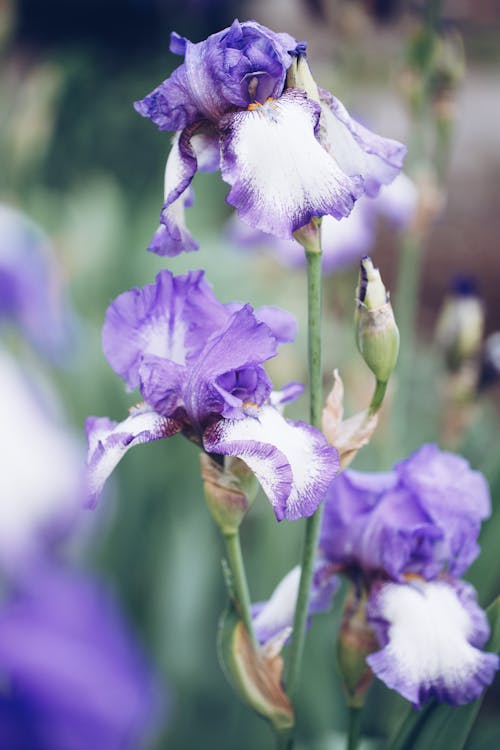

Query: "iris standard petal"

xmin=220 ymin=89 xmax=363 ymax=238
xmin=85 ymin=406 xmax=181 ymax=508
xmin=366 ymin=578 xmax=499 ymax=707
xmin=203 ymin=404 xmax=339 ymax=521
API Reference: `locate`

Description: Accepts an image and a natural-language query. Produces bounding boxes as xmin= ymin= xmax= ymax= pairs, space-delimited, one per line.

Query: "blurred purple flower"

xmin=134 ymin=19 xmax=405 ymax=256
xmin=227 ymin=172 xmax=417 ymax=273
xmin=0 ymin=565 xmax=163 ymax=750
xmin=0 ymin=203 xmax=76 ymax=361
xmin=317 ymin=444 xmax=498 ymax=707
xmin=0 ymin=349 xmax=81 ymax=572
xmin=86 ymin=269 xmax=338 ymax=521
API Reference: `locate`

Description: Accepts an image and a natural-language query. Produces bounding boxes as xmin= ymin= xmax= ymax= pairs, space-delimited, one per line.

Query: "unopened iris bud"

xmin=337 ymin=587 xmax=378 ymax=708
xmin=435 ymin=276 xmax=484 ymax=372
xmin=355 ymin=257 xmax=399 ymax=385
xmin=285 ymin=49 xmax=320 ymax=104
xmin=200 ymin=454 xmax=258 ymax=535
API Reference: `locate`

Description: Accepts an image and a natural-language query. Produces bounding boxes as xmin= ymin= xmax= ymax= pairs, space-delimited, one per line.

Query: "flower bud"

xmin=435 ymin=277 xmax=484 ymax=373
xmin=355 ymin=257 xmax=399 ymax=384
xmin=200 ymin=454 xmax=258 ymax=535
xmin=285 ymin=51 xmax=320 ymax=104
xmin=218 ymin=603 xmax=294 ymax=732
xmin=337 ymin=587 xmax=378 ymax=708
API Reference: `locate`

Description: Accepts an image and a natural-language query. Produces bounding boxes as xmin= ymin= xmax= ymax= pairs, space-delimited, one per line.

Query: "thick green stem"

xmin=286 ymin=248 xmax=324 ymax=707
xmin=346 ymin=707 xmax=362 ymax=750
xmin=223 ymin=530 xmax=256 ymax=646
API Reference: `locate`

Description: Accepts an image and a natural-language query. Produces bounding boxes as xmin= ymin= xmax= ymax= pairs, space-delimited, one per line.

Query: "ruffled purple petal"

xmin=85 ymin=405 xmax=181 ymax=508
xmin=219 ymin=89 xmax=363 ymax=238
xmin=366 ymin=578 xmax=499 ymax=707
xmin=102 ymin=269 xmax=217 ymax=391
xmin=395 ymin=444 xmax=491 ymax=576
xmin=224 ymin=301 xmax=297 ymax=344
xmin=203 ymin=405 xmax=339 ymax=521
xmin=184 ymin=305 xmax=277 ymax=423
xmin=320 ymin=88 xmax=406 ymax=197
xmin=134 ymin=63 xmax=201 ymax=132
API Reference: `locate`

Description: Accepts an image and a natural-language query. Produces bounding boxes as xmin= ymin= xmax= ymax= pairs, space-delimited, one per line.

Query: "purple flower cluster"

xmin=134 ymin=19 xmax=405 ymax=256
xmin=86 ymin=269 xmax=338 ymax=521
xmin=253 ymin=445 xmax=498 ymax=707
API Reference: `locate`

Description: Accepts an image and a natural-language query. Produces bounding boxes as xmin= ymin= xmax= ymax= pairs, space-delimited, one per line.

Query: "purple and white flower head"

xmin=86 ymin=269 xmax=338 ymax=521
xmin=0 ymin=203 xmax=75 ymax=361
xmin=227 ymin=172 xmax=418 ymax=273
xmin=0 ymin=564 xmax=163 ymax=750
xmin=134 ymin=19 xmax=406 ymax=256
xmin=0 ymin=349 xmax=82 ymax=573
xmin=318 ymin=444 xmax=499 ymax=707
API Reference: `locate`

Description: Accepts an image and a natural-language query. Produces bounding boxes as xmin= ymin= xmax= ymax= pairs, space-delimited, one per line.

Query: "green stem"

xmin=223 ymin=530 xmax=256 ymax=646
xmin=346 ymin=707 xmax=362 ymax=750
xmin=369 ymin=379 xmax=388 ymax=416
xmin=286 ymin=248 xmax=324 ymax=705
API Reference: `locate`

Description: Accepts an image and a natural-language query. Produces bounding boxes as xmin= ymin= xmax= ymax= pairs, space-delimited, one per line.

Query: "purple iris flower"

xmin=0 ymin=203 xmax=75 ymax=361
xmin=227 ymin=172 xmax=417 ymax=273
xmin=317 ymin=444 xmax=499 ymax=707
xmin=134 ymin=19 xmax=406 ymax=256
xmin=86 ymin=269 xmax=338 ymax=521
xmin=0 ymin=565 xmax=163 ymax=750
xmin=0 ymin=349 xmax=81 ymax=573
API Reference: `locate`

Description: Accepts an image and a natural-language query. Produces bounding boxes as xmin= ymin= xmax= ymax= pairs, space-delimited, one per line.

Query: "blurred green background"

xmin=2 ymin=0 xmax=500 ymax=747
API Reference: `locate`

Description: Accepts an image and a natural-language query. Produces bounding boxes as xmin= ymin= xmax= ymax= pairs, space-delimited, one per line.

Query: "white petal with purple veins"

xmin=85 ymin=405 xmax=181 ymax=508
xmin=320 ymin=89 xmax=406 ymax=196
xmin=220 ymin=89 xmax=363 ymax=238
xmin=366 ymin=578 xmax=499 ymax=707
xmin=203 ymin=405 xmax=339 ymax=521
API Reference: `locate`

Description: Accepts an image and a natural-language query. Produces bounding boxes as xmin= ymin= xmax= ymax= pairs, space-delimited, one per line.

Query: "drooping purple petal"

xmin=366 ymin=578 xmax=499 ymax=707
xmin=0 ymin=565 xmax=163 ymax=750
xmin=220 ymin=89 xmax=363 ymax=238
xmin=320 ymin=89 xmax=406 ymax=197
xmin=85 ymin=405 xmax=181 ymax=508
xmin=203 ymin=405 xmax=339 ymax=521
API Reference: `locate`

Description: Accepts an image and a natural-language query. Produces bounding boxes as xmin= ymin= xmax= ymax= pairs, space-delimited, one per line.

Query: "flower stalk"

xmin=223 ymin=530 xmax=257 ymax=647
xmin=286 ymin=242 xmax=324 ymax=703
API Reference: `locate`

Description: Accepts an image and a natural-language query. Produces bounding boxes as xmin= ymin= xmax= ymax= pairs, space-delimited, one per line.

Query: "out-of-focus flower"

xmin=0 ymin=565 xmax=163 ymax=750
xmin=227 ymin=173 xmax=417 ymax=273
xmin=435 ymin=276 xmax=484 ymax=373
xmin=0 ymin=349 xmax=81 ymax=572
xmin=134 ymin=19 xmax=405 ymax=256
xmin=0 ymin=203 xmax=75 ymax=361
xmin=86 ymin=269 xmax=338 ymax=521
xmin=318 ymin=444 xmax=498 ymax=707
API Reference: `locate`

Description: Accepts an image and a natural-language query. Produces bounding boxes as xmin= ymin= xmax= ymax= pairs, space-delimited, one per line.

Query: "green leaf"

xmin=389 ymin=596 xmax=500 ymax=750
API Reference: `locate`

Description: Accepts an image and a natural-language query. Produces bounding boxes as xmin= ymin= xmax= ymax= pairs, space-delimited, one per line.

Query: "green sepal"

xmin=217 ymin=602 xmax=294 ymax=733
